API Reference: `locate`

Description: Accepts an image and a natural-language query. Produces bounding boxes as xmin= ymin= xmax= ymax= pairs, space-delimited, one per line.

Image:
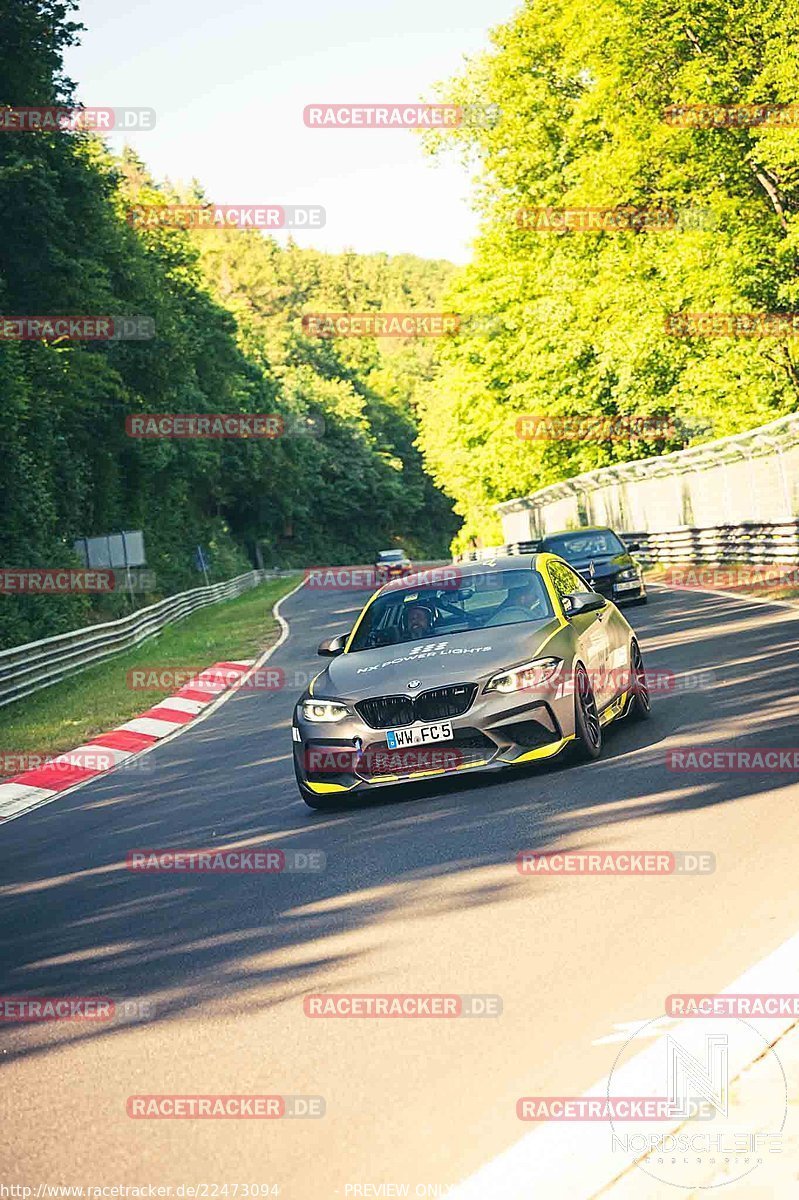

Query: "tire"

xmin=572 ymin=662 xmax=602 ymax=761
xmin=628 ymin=638 xmax=652 ymax=721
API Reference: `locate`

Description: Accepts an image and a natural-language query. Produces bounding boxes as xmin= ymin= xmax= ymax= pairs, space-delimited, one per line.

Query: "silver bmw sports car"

xmin=292 ymin=553 xmax=651 ymax=808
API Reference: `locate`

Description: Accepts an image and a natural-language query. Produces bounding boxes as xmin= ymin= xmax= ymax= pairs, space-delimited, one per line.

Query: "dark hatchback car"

xmin=537 ymin=526 xmax=646 ymax=605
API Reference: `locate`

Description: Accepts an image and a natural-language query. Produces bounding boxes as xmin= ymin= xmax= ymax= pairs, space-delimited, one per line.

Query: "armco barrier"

xmin=495 ymin=412 xmax=799 ymax=542
xmin=0 ymin=570 xmax=276 ymax=710
xmin=618 ymin=522 xmax=799 ymax=566
xmin=456 ymin=521 xmax=799 ymax=566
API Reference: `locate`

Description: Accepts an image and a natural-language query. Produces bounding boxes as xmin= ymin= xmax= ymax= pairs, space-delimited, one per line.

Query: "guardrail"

xmin=619 ymin=523 xmax=799 ymax=565
xmin=0 ymin=570 xmax=274 ymax=710
xmin=495 ymin=412 xmax=799 ymax=542
xmin=456 ymin=520 xmax=799 ymax=566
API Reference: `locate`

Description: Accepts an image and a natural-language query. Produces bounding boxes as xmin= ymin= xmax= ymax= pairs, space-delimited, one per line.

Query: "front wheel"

xmin=572 ymin=663 xmax=602 ymax=761
xmin=628 ymin=639 xmax=652 ymax=721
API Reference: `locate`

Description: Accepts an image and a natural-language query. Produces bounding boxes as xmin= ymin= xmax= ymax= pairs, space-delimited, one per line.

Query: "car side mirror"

xmin=564 ymin=591 xmax=606 ymax=616
xmin=625 ymin=540 xmax=640 ymax=551
xmin=317 ymin=632 xmax=348 ymax=657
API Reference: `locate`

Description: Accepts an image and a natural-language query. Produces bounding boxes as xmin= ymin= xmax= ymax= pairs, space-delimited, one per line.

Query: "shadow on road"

xmin=1 ymin=584 xmax=797 ymax=1063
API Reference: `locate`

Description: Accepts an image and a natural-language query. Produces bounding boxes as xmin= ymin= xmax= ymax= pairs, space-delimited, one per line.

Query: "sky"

xmin=65 ymin=0 xmax=521 ymax=264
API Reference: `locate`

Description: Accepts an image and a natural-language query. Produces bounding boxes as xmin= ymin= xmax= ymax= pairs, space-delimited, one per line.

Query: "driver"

xmin=504 ymin=583 xmax=543 ymax=613
xmin=487 ymin=581 xmax=546 ymax=625
xmin=405 ymin=602 xmax=435 ymax=640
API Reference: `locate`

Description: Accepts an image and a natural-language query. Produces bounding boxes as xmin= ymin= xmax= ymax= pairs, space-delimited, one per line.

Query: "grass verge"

xmin=0 ymin=573 xmax=302 ymax=762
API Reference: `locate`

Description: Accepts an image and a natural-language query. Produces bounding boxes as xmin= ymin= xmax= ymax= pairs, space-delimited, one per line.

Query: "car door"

xmin=547 ymin=560 xmax=613 ymax=708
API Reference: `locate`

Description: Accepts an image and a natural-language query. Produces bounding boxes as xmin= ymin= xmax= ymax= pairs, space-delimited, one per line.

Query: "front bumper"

xmin=293 ymin=686 xmax=576 ymax=797
xmin=375 ymin=565 xmax=411 ymax=582
xmin=593 ymin=576 xmax=646 ymax=603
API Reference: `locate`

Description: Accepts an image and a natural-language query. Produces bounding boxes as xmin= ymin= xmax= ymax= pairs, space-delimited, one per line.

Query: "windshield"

xmin=348 ymin=568 xmax=554 ymax=652
xmin=377 ymin=550 xmax=406 ymax=562
xmin=541 ymin=530 xmax=626 ymax=560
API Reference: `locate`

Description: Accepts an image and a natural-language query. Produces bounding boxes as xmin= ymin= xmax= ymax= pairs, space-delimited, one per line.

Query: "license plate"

xmin=615 ymin=580 xmax=640 ymax=592
xmin=386 ymin=720 xmax=453 ymax=749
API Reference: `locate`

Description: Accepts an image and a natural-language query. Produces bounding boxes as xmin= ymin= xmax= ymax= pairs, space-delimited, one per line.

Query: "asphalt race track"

xmin=2 ymin=582 xmax=799 ymax=1196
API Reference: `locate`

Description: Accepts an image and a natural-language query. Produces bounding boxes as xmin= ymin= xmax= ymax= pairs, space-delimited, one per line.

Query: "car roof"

xmin=372 ymin=552 xmax=572 ymax=600
xmin=453 ymin=554 xmax=537 ymax=576
xmin=540 ymin=526 xmax=616 ymax=538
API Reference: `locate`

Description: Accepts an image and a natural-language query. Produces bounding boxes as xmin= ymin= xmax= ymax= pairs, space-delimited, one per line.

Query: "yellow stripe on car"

xmin=307 ymin=671 xmax=322 ymax=697
xmin=343 ymin=586 xmax=384 ymax=653
xmin=599 ymin=691 xmax=628 ymax=726
xmin=503 ymin=735 xmax=575 ymax=765
xmin=305 ymin=781 xmax=356 ymax=794
xmin=535 ymin=553 xmax=571 ymax=630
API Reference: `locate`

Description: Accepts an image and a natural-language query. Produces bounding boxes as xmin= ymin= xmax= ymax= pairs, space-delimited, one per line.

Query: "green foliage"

xmin=0 ymin=2 xmax=458 ymax=648
xmin=419 ymin=0 xmax=799 ymax=548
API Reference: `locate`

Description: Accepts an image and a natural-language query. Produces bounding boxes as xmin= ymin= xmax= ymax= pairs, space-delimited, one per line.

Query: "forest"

xmin=3 ymin=0 xmax=799 ymax=642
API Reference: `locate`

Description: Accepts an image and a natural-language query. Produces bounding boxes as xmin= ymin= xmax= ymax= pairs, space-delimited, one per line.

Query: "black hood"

xmin=566 ymin=553 xmax=635 ymax=580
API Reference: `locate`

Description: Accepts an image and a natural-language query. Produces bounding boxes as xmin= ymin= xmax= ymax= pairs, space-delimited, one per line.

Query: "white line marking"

xmin=446 ymin=929 xmax=799 ymax=1200
xmin=592 ymin=1017 xmax=679 ymax=1046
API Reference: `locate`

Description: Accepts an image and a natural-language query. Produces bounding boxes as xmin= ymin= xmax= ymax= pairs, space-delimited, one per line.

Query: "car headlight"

xmin=300 ymin=699 xmax=349 ymax=723
xmin=617 ymin=567 xmax=639 ymax=582
xmin=484 ymin=657 xmax=562 ymax=695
